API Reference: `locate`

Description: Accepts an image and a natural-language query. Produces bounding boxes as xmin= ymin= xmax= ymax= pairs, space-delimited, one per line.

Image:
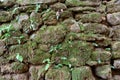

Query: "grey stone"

xmin=113 ymin=60 xmax=120 ymax=69
xmin=107 ymin=12 xmax=120 ymax=26
xmin=95 ymin=65 xmax=112 ymax=79
xmin=29 ymin=65 xmax=45 ymax=80
xmin=63 ymin=18 xmax=80 ymax=33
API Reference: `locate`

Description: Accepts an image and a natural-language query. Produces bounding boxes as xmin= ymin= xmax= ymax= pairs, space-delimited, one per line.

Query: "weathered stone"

xmin=29 ymin=50 xmax=51 ymax=65
xmin=112 ymin=41 xmax=120 ymax=59
xmin=52 ymin=41 xmax=93 ymax=66
xmin=12 ymin=73 xmax=28 ymax=80
xmin=0 ymin=57 xmax=9 ymax=64
xmin=112 ymin=25 xmax=120 ymax=40
xmin=68 ymin=7 xmax=96 ymax=12
xmin=0 ymin=62 xmax=28 ymax=74
xmin=94 ymin=36 xmax=111 ymax=47
xmin=113 ymin=60 xmax=120 ymax=69
xmin=83 ymin=23 xmax=109 ymax=34
xmin=38 ymin=44 xmax=51 ymax=52
xmin=16 ymin=0 xmax=57 ymax=5
xmin=65 ymin=32 xmax=97 ymax=41
xmin=76 ymin=12 xmax=103 ymax=23
xmin=8 ymin=43 xmax=32 ymax=62
xmin=42 ymin=10 xmax=57 ymax=25
xmin=21 ymin=12 xmax=42 ymax=34
xmin=5 ymin=31 xmax=28 ymax=45
xmin=91 ymin=48 xmax=112 ymax=62
xmin=65 ymin=0 xmax=100 ymax=7
xmin=107 ymin=4 xmax=120 ymax=13
xmin=0 ymin=73 xmax=28 ymax=80
xmin=113 ymin=75 xmax=120 ymax=80
xmin=0 ymin=11 xmax=12 ymax=22
xmin=0 ymin=74 xmax=12 ymax=80
xmin=18 ymin=4 xmax=48 ymax=13
xmin=0 ymin=40 xmax=6 ymax=56
xmin=45 ymin=67 xmax=71 ymax=80
xmin=95 ymin=65 xmax=112 ymax=79
xmin=97 ymin=4 xmax=106 ymax=13
xmin=29 ymin=65 xmax=45 ymax=80
xmin=0 ymin=0 xmax=15 ymax=8
xmin=60 ymin=10 xmax=73 ymax=19
xmin=63 ymin=18 xmax=80 ymax=33
xmin=107 ymin=12 xmax=120 ymax=26
xmin=72 ymin=66 xmax=95 ymax=80
xmin=32 ymin=24 xmax=67 ymax=44
xmin=86 ymin=60 xmax=98 ymax=66
xmin=50 ymin=2 xmax=67 ymax=11
xmin=18 ymin=13 xmax=29 ymax=24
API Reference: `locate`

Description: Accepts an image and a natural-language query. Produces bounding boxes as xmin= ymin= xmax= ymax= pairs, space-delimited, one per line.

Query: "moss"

xmin=66 ymin=0 xmax=99 ymax=7
xmin=11 ymin=62 xmax=28 ymax=73
xmin=65 ymin=32 xmax=96 ymax=41
xmin=80 ymin=13 xmax=102 ymax=23
xmin=0 ymin=11 xmax=12 ymax=22
xmin=45 ymin=67 xmax=71 ymax=80
xmin=34 ymin=24 xmax=67 ymax=44
xmin=52 ymin=41 xmax=93 ymax=66
xmin=8 ymin=42 xmax=34 ymax=62
xmin=72 ymin=66 xmax=95 ymax=80
xmin=29 ymin=50 xmax=51 ymax=65
xmin=42 ymin=9 xmax=56 ymax=21
xmin=91 ymin=49 xmax=112 ymax=63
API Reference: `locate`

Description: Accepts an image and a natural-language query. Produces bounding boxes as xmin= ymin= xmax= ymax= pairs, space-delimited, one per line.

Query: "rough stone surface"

xmin=72 ymin=66 xmax=95 ymax=80
xmin=112 ymin=41 xmax=120 ymax=59
xmin=113 ymin=60 xmax=120 ymax=69
xmin=45 ymin=67 xmax=71 ymax=80
xmin=95 ymin=65 xmax=112 ymax=79
xmin=32 ymin=24 xmax=67 ymax=44
xmin=0 ymin=0 xmax=120 ymax=80
xmin=63 ymin=18 xmax=80 ymax=33
xmin=107 ymin=12 xmax=120 ymax=26
xmin=0 ymin=11 xmax=12 ymax=22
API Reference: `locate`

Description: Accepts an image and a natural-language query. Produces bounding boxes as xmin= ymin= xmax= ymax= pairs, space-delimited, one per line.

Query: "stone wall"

xmin=0 ymin=0 xmax=120 ymax=80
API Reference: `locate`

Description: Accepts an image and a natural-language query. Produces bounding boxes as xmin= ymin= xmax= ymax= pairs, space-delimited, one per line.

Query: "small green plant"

xmin=54 ymin=56 xmax=72 ymax=69
xmin=42 ymin=8 xmax=52 ymax=21
xmin=105 ymin=48 xmax=111 ymax=51
xmin=92 ymin=43 xmax=98 ymax=47
xmin=111 ymin=65 xmax=115 ymax=69
xmin=35 ymin=4 xmax=41 ymax=13
xmin=16 ymin=53 xmax=23 ymax=62
xmin=12 ymin=7 xmax=19 ymax=15
xmin=0 ymin=24 xmax=14 ymax=39
xmin=13 ymin=35 xmax=25 ymax=44
xmin=97 ymin=58 xmax=101 ymax=64
xmin=29 ymin=19 xmax=36 ymax=30
xmin=49 ymin=44 xmax=62 ymax=53
xmin=43 ymin=58 xmax=52 ymax=71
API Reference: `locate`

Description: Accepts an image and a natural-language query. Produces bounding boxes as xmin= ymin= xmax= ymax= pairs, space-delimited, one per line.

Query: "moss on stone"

xmin=11 ymin=62 xmax=28 ymax=73
xmin=45 ymin=67 xmax=71 ymax=80
xmin=80 ymin=12 xmax=103 ymax=23
xmin=52 ymin=41 xmax=93 ymax=66
xmin=33 ymin=24 xmax=67 ymax=44
xmin=72 ymin=66 xmax=95 ymax=80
